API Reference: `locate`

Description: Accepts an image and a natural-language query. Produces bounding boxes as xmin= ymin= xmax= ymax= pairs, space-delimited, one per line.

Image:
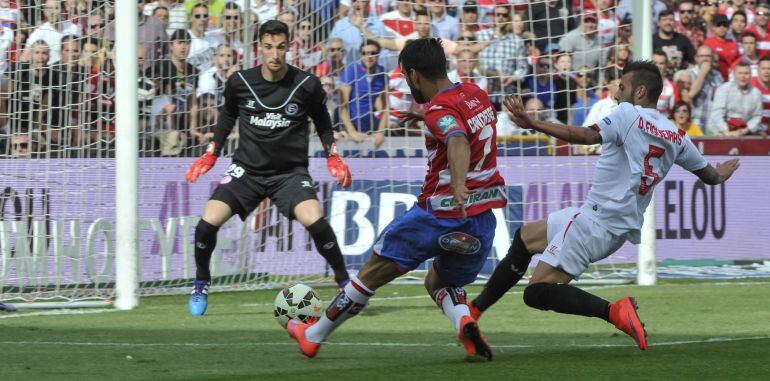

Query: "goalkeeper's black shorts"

xmin=210 ymin=162 xmax=318 ymax=221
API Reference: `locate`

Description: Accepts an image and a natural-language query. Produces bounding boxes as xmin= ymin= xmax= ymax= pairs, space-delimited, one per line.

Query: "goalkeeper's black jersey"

xmin=213 ymin=65 xmax=333 ymax=176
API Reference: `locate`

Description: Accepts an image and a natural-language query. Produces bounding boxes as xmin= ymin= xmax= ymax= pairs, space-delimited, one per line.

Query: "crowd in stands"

xmin=1 ymin=0 xmax=768 ymax=158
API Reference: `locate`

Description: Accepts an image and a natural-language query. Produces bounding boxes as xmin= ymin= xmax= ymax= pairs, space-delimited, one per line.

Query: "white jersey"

xmin=584 ymin=102 xmax=708 ymax=243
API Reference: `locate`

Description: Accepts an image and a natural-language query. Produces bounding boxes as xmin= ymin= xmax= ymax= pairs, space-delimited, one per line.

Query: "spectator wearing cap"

xmin=428 ymin=0 xmax=460 ymax=41
xmin=145 ymin=29 xmax=198 ymax=152
xmin=459 ymin=1 xmax=483 ymax=34
xmin=675 ymin=0 xmax=706 ymax=50
xmin=687 ymin=44 xmax=724 ymax=129
xmin=21 ymin=0 xmax=82 ymax=64
xmin=727 ymin=10 xmax=748 ymax=42
xmin=476 ymin=4 xmax=527 ymax=108
xmin=653 ymin=10 xmax=696 ymax=70
xmin=708 ymin=61 xmax=763 ymax=136
xmin=380 ymin=0 xmax=415 ymax=38
xmin=330 ymin=0 xmax=392 ymax=68
xmin=185 ymin=3 xmax=225 ymax=71
xmin=746 ymin=3 xmax=770 ymax=57
xmin=529 ymin=0 xmax=575 ymax=52
xmin=704 ymin=14 xmax=740 ymax=81
xmin=730 ymin=32 xmax=760 ymax=80
xmin=558 ymin=10 xmax=604 ymax=71
xmin=750 ymin=56 xmax=770 ymax=132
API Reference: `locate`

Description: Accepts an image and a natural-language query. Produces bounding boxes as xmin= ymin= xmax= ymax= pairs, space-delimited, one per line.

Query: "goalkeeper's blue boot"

xmin=0 ymin=302 xmax=17 ymax=312
xmin=188 ymin=280 xmax=210 ymax=316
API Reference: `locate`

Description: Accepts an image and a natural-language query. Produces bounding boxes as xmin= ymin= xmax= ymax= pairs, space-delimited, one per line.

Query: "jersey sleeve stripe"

xmin=443 ymin=129 xmax=467 ymax=143
xmin=591 ymin=123 xmax=600 ymax=132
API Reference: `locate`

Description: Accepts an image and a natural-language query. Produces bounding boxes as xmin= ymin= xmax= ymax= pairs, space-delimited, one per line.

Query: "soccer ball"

xmin=273 ymin=283 xmax=323 ymax=328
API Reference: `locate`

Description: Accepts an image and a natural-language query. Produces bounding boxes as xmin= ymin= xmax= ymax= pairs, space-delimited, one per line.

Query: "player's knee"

xmin=520 ymin=220 xmax=547 ymax=253
xmin=523 ymin=283 xmax=549 ymax=311
xmin=195 ymin=219 xmax=220 ymax=241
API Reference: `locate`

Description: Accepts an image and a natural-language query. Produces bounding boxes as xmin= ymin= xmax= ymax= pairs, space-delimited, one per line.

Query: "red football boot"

xmin=287 ymin=320 xmax=321 ymax=358
xmin=458 ymin=316 xmax=493 ymax=361
xmin=609 ymin=297 xmax=648 ymax=350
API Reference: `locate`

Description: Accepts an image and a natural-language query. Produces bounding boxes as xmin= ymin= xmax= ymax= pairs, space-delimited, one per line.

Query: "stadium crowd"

xmin=0 ymin=0 xmax=768 ymax=158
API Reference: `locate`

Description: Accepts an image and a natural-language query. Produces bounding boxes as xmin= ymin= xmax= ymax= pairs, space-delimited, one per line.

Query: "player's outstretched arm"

xmin=503 ymin=95 xmax=602 ymax=145
xmin=692 ymin=158 xmax=740 ymax=185
xmin=447 ymin=134 xmax=471 ymax=217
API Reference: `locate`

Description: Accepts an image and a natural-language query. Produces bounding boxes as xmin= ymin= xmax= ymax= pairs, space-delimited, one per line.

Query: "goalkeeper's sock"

xmin=433 ymin=287 xmax=471 ymax=332
xmin=523 ymin=283 xmax=610 ymax=321
xmin=473 ymin=229 xmax=533 ymax=312
xmin=305 ymin=276 xmax=373 ymax=343
xmin=194 ymin=219 xmax=220 ymax=281
xmin=307 ymin=218 xmax=349 ymax=285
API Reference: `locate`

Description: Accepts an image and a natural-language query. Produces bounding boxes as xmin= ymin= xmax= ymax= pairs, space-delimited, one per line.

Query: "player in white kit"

xmin=467 ymin=61 xmax=740 ymax=350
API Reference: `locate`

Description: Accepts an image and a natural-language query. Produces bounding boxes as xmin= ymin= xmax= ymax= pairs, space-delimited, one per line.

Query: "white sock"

xmin=305 ymin=276 xmax=374 ymax=343
xmin=433 ymin=287 xmax=471 ymax=332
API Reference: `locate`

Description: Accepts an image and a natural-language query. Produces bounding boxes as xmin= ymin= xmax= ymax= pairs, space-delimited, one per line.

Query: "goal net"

xmin=2 ymin=1 xmax=769 ymax=308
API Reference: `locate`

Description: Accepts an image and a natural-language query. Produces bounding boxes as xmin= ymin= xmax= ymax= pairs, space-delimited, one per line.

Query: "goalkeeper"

xmin=184 ymin=20 xmax=352 ymax=316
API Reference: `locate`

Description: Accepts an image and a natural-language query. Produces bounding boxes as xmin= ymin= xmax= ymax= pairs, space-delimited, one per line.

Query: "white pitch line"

xmin=0 ymin=336 xmax=767 ymax=349
xmin=0 ymin=308 xmax=118 ymax=319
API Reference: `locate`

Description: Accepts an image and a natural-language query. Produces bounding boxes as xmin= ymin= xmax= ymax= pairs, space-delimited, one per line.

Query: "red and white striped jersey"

xmin=418 ymin=82 xmax=507 ymax=218
xmin=388 ymin=66 xmax=413 ymax=118
xmin=751 ymin=77 xmax=770 ymax=129
xmin=657 ymin=78 xmax=676 ymax=117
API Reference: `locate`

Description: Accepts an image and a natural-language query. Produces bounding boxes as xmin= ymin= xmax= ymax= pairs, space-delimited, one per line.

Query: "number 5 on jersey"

xmin=638 ymin=144 xmax=665 ymax=196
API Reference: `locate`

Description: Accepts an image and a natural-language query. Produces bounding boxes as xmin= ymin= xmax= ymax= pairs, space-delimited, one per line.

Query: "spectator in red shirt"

xmin=730 ymin=32 xmax=760 ymax=80
xmin=704 ymin=14 xmax=740 ymax=81
xmin=746 ymin=3 xmax=770 ymax=57
xmin=675 ymin=0 xmax=705 ymax=49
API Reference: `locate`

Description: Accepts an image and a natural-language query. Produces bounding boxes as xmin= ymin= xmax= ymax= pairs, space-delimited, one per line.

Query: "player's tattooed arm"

xmin=503 ymin=95 xmax=602 ymax=145
xmin=692 ymin=159 xmax=740 ymax=185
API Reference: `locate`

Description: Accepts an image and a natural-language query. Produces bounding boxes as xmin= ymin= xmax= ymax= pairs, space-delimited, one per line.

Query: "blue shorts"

xmin=373 ymin=205 xmax=496 ymax=286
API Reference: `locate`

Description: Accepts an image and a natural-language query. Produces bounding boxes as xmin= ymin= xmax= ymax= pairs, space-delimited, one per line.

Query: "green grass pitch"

xmin=2 ymin=279 xmax=770 ymax=381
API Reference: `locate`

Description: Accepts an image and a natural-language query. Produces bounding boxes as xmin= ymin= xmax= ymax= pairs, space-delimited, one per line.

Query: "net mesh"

xmin=1 ymin=1 xmax=766 ymax=305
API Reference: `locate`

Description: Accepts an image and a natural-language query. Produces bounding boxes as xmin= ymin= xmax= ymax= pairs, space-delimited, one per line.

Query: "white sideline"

xmin=0 ymin=336 xmax=767 ymax=349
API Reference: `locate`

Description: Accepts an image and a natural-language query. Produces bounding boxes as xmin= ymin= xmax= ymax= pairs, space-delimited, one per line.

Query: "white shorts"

xmin=540 ymin=207 xmax=626 ymax=277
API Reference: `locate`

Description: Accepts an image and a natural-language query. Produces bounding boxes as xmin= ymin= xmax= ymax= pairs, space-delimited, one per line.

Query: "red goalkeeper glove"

xmin=326 ymin=144 xmax=351 ymax=188
xmin=185 ymin=142 xmax=218 ymax=183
